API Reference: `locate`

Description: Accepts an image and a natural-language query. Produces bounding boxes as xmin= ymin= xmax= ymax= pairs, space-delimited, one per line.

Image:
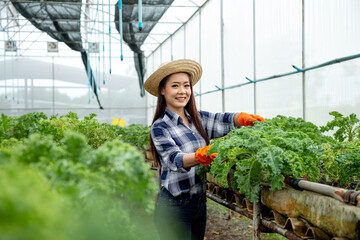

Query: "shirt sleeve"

xmin=199 ymin=110 xmax=237 ymax=139
xmin=150 ymin=125 xmax=189 ymax=173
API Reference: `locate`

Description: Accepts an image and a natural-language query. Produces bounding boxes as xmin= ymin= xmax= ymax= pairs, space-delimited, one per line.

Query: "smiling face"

xmin=161 ymin=72 xmax=192 ymax=114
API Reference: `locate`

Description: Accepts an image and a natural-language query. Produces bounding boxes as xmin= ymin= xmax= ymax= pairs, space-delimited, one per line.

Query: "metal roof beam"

xmin=5 ymin=1 xmax=198 ymax=7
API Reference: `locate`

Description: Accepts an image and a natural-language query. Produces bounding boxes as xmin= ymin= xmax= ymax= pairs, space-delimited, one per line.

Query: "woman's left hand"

xmin=238 ymin=112 xmax=265 ymax=126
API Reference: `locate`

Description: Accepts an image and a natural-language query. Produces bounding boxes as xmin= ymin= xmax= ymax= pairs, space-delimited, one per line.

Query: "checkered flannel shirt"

xmin=151 ymin=108 xmax=236 ymax=197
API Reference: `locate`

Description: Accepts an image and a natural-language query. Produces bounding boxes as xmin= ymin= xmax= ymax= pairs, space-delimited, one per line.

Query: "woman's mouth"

xmin=176 ymin=97 xmax=186 ymax=102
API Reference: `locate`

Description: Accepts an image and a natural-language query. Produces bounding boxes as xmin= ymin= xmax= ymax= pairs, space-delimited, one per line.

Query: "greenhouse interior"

xmin=1 ymin=0 xmax=360 ymax=240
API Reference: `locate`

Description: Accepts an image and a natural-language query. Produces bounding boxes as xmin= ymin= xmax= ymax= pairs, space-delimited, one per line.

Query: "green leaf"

xmin=234 ymin=157 xmax=262 ymax=202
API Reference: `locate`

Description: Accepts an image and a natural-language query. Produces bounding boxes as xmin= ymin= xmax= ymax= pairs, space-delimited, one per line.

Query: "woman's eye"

xmin=171 ymin=85 xmax=178 ymax=88
xmin=185 ymin=84 xmax=190 ymax=88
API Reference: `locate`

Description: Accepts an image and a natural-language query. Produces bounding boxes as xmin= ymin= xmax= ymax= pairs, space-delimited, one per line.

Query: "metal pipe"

xmin=206 ymin=192 xmax=305 ymax=240
xmin=118 ymin=0 xmax=123 ymax=61
xmin=197 ymin=53 xmax=360 ymax=96
xmin=290 ymin=178 xmax=360 ymax=207
xmin=0 ymin=17 xmax=185 ymax=24
xmin=5 ymin=0 xmax=197 ymax=7
xmin=138 ymin=0 xmax=142 ymax=31
xmin=260 ymin=219 xmax=303 ymax=240
xmin=206 ymin=192 xmax=254 ymax=219
xmin=206 ymin=192 xmax=272 ymax=233
xmin=108 ymin=0 xmax=111 ymax=74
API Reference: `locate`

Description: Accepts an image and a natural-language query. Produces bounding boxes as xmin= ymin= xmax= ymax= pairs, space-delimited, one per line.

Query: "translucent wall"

xmin=145 ymin=0 xmax=360 ymax=127
xmin=305 ymin=59 xmax=360 ymax=126
xmin=199 ymin=0 xmax=221 ymax=112
xmin=172 ymin=28 xmax=185 ymax=60
xmin=305 ymin=0 xmax=360 ymax=66
xmin=0 ymin=57 xmax=146 ymax=125
xmin=225 ymin=86 xmax=254 ymax=114
xmin=223 ymin=0 xmax=253 ymax=88
xmin=185 ymin=13 xmax=201 ymax=108
xmin=146 ymin=54 xmax=157 ymax=125
xmin=161 ymin=40 xmax=172 ymax=63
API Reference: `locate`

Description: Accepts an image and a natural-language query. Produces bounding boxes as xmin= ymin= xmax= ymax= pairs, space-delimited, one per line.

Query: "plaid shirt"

xmin=151 ymin=108 xmax=236 ymax=197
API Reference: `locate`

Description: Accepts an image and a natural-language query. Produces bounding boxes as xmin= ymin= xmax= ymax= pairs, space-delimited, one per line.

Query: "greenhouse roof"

xmin=0 ymin=0 xmax=207 ymax=58
xmin=1 ymin=0 xmax=207 ymax=103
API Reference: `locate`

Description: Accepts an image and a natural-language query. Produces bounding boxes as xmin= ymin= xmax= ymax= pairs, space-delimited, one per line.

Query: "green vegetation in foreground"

xmin=0 ymin=112 xmax=157 ymax=240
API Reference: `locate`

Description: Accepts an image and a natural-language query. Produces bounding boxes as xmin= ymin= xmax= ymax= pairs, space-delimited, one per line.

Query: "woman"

xmin=144 ymin=59 xmax=264 ymax=240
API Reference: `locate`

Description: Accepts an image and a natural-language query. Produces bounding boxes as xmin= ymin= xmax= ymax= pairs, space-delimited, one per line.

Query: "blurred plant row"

xmin=0 ymin=112 xmax=156 ymax=240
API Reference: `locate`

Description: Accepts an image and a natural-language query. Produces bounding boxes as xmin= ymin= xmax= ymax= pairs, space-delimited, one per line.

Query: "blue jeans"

xmin=154 ymin=187 xmax=207 ymax=240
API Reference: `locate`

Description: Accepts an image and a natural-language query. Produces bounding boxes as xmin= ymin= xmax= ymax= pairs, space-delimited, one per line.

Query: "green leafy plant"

xmin=1 ymin=129 xmax=158 ymax=239
xmin=205 ymin=116 xmax=325 ymax=202
xmin=200 ymin=114 xmax=360 ymax=201
xmin=320 ymin=111 xmax=360 ymax=142
xmin=116 ymin=124 xmax=150 ymax=150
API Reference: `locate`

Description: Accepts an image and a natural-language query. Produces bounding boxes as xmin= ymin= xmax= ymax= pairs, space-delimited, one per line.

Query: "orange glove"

xmin=195 ymin=144 xmax=218 ymax=166
xmin=238 ymin=112 xmax=265 ymax=126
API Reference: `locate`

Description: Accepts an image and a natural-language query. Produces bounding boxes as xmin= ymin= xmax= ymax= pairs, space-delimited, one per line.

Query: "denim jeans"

xmin=154 ymin=187 xmax=207 ymax=240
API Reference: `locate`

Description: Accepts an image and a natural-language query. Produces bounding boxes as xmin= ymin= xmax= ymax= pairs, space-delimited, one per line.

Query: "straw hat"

xmin=144 ymin=59 xmax=202 ymax=96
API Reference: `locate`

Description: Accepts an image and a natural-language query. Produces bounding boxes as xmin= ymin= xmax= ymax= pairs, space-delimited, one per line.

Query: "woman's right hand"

xmin=195 ymin=144 xmax=217 ymax=166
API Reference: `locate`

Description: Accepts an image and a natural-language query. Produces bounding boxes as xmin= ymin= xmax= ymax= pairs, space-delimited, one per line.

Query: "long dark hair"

xmin=149 ymin=73 xmax=210 ymax=169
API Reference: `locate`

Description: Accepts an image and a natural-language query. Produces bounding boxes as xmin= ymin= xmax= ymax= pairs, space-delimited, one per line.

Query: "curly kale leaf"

xmin=320 ymin=111 xmax=360 ymax=142
xmin=233 ymin=157 xmax=262 ymax=202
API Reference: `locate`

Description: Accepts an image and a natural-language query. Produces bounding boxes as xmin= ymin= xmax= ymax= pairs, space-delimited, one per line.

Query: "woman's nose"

xmin=178 ymin=86 xmax=186 ymax=93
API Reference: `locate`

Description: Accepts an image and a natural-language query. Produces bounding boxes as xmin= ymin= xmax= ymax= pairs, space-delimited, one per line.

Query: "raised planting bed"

xmin=206 ymin=172 xmax=360 ymax=240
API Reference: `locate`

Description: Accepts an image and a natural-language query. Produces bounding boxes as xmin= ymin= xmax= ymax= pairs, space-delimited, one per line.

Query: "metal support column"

xmin=198 ymin=7 xmax=202 ymax=109
xmin=31 ymin=78 xmax=34 ymax=108
xmin=170 ymin=35 xmax=173 ymax=61
xmin=184 ymin=24 xmax=186 ymax=59
xmin=302 ymin=0 xmax=306 ymax=120
xmin=253 ymin=0 xmax=257 ymax=114
xmin=253 ymin=198 xmax=261 ymax=239
xmin=24 ymin=78 xmax=28 ymax=109
xmin=52 ymin=56 xmax=55 ymax=116
xmin=220 ymin=0 xmax=225 ymax=113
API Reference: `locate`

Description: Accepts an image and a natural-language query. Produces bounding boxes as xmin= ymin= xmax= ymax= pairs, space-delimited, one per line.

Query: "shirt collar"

xmin=165 ymin=107 xmax=192 ymax=125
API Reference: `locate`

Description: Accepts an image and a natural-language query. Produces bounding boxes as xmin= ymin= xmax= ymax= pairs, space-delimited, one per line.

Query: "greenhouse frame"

xmin=1 ymin=1 xmax=360 ymax=240
xmin=1 ymin=0 xmax=359 ymax=126
xmin=145 ymin=0 xmax=360 ymax=127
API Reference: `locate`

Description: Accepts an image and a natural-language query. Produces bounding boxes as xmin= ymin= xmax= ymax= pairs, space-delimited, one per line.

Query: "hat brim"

xmin=144 ymin=59 xmax=202 ymax=96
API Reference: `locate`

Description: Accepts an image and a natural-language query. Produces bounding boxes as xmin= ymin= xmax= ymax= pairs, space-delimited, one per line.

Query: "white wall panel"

xmin=161 ymin=40 xmax=172 ymax=63
xmin=185 ymin=13 xmax=201 ymax=102
xmin=172 ymin=28 xmax=185 ymax=60
xmin=305 ymin=0 xmax=360 ymax=66
xmin=224 ymin=85 xmax=254 ymax=114
xmin=256 ymin=75 xmax=303 ymax=119
xmin=185 ymin=13 xmax=200 ymax=62
xmin=255 ymin=0 xmax=302 ymax=79
xmin=200 ymin=92 xmax=222 ymax=113
xmin=153 ymin=48 xmax=161 ymax=70
xmin=305 ymin=59 xmax=360 ymax=126
xmin=200 ymin=0 xmax=221 ymax=93
xmin=223 ymin=0 xmax=254 ymax=87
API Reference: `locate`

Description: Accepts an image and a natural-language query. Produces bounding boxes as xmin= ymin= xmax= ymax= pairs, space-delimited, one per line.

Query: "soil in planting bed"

xmin=141 ymin=196 xmax=286 ymax=239
xmin=205 ymin=198 xmax=252 ymax=240
xmin=205 ymin=199 xmax=287 ymax=240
